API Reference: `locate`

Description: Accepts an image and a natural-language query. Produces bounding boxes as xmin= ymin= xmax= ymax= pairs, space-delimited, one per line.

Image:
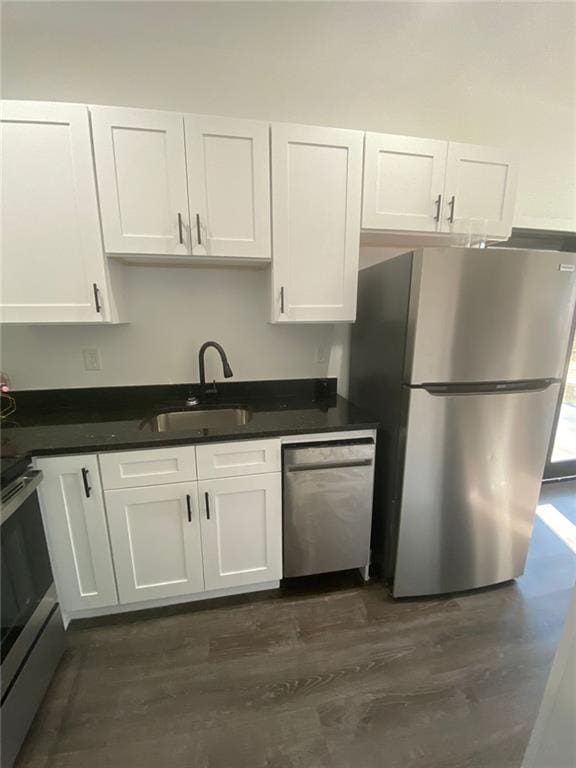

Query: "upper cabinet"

xmin=362 ymin=132 xmax=517 ymax=240
xmin=91 ymin=107 xmax=190 ymax=256
xmin=270 ymin=123 xmax=363 ymax=323
xmin=362 ymin=133 xmax=448 ymax=232
xmin=184 ymin=115 xmax=271 ymax=259
xmin=442 ymin=142 xmax=518 ymax=239
xmin=92 ymin=106 xmax=271 ymax=260
xmin=0 ymin=101 xmax=123 ymax=324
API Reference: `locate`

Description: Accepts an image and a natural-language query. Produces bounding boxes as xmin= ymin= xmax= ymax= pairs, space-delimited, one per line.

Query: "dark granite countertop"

xmin=1 ymin=379 xmax=378 ymax=484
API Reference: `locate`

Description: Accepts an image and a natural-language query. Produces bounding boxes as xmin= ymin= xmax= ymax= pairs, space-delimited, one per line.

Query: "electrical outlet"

xmin=83 ymin=348 xmax=102 ymax=371
xmin=315 ymin=345 xmax=329 ymax=363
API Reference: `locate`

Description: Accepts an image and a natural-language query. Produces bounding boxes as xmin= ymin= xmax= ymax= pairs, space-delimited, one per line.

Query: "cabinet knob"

xmin=204 ymin=491 xmax=210 ymax=520
xmin=186 ymin=493 xmax=192 ymax=523
xmin=177 ymin=213 xmax=184 ymax=245
xmin=196 ymin=213 xmax=202 ymax=246
xmin=280 ymin=286 xmax=285 ymax=315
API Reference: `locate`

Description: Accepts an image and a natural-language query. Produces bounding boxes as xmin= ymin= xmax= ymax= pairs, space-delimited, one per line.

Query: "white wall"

xmin=1 ymin=266 xmax=338 ymax=390
xmin=1 ymin=2 xmax=575 ymax=390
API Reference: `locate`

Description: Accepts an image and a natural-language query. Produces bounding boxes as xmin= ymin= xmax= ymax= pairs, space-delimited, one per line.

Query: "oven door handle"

xmin=1 ymin=470 xmax=44 ymax=525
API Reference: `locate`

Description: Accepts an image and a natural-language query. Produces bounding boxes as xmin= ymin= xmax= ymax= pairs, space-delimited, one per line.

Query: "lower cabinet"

xmin=35 ymin=454 xmax=118 ymax=612
xmin=105 ymin=482 xmax=204 ymax=603
xmin=36 ymin=441 xmax=285 ymax=616
xmin=199 ymin=473 xmax=282 ymax=590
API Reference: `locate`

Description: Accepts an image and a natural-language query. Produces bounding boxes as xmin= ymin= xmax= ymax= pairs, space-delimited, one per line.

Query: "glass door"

xmin=545 ymin=319 xmax=576 ymax=479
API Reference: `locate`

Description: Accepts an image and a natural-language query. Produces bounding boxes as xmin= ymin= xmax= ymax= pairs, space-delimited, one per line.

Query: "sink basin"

xmin=151 ymin=408 xmax=252 ymax=432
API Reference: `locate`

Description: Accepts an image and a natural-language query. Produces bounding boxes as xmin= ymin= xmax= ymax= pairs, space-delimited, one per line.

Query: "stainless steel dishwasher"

xmin=283 ymin=439 xmax=375 ymax=578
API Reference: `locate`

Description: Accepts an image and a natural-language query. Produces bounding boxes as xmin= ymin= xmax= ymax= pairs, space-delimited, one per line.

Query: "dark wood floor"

xmin=17 ymin=482 xmax=576 ymax=768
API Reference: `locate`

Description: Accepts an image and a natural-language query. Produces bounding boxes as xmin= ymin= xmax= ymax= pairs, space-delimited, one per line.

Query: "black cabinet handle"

xmin=448 ymin=195 xmax=456 ymax=223
xmin=434 ymin=194 xmax=442 ymax=222
xmin=196 ymin=213 xmax=202 ymax=246
xmin=177 ymin=213 xmax=184 ymax=245
xmin=186 ymin=493 xmax=192 ymax=523
xmin=204 ymin=491 xmax=210 ymax=520
xmin=92 ymin=283 xmax=102 ymax=313
xmin=81 ymin=467 xmax=91 ymax=499
xmin=280 ymin=286 xmax=285 ymax=314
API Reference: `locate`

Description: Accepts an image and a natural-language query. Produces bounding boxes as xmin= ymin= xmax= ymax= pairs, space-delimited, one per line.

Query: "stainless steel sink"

xmin=151 ymin=408 xmax=252 ymax=432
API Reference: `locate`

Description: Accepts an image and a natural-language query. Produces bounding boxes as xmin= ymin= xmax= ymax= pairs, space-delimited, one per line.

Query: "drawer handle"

xmin=286 ymin=459 xmax=373 ymax=472
xmin=186 ymin=493 xmax=192 ymax=523
xmin=204 ymin=491 xmax=210 ymax=520
xmin=81 ymin=467 xmax=92 ymax=498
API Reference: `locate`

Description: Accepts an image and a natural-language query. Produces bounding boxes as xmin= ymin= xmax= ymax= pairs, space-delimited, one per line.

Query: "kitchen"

xmin=1 ymin=3 xmax=576 ymax=767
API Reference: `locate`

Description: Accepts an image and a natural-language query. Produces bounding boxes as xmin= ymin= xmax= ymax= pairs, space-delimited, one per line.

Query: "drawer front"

xmin=196 ymin=439 xmax=281 ymax=480
xmin=99 ymin=446 xmax=197 ymax=489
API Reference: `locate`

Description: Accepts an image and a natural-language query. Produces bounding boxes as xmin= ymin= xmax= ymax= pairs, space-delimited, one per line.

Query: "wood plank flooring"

xmin=16 ymin=482 xmax=576 ymax=768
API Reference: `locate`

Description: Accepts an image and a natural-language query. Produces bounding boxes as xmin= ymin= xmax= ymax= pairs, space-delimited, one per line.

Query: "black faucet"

xmin=198 ymin=341 xmax=233 ymax=397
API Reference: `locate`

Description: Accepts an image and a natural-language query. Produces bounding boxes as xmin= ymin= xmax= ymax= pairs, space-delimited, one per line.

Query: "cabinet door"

xmin=105 ymin=482 xmax=204 ymax=603
xmin=185 ymin=115 xmax=270 ymax=259
xmin=441 ymin=142 xmax=517 ymax=239
xmin=91 ymin=106 xmax=190 ymax=255
xmin=1 ymin=101 xmax=108 ymax=323
xmin=271 ymin=123 xmax=363 ymax=322
xmin=362 ymin=133 xmax=448 ymax=232
xmin=199 ymin=473 xmax=282 ymax=590
xmin=35 ymin=455 xmax=118 ymax=612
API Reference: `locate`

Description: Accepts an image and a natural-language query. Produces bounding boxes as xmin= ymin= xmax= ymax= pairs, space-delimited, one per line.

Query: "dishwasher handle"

xmin=285 ymin=458 xmax=373 ymax=472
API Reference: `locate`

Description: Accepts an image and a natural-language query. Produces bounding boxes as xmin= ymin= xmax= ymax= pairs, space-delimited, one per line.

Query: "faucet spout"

xmin=198 ymin=341 xmax=233 ymax=395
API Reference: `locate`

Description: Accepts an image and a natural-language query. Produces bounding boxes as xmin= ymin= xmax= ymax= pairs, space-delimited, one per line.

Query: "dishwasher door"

xmin=283 ymin=440 xmax=375 ymax=578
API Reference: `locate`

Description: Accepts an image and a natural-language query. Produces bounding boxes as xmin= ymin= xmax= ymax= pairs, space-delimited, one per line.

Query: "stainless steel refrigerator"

xmin=350 ymin=247 xmax=576 ymax=597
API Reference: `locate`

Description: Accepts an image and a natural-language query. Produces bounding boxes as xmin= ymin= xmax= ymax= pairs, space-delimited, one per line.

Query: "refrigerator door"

xmin=407 ymin=248 xmax=576 ymax=384
xmin=393 ymin=381 xmax=560 ymax=597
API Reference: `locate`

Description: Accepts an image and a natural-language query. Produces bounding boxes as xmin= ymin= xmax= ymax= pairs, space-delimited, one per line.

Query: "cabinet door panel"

xmin=442 ymin=142 xmax=517 ymax=239
xmin=199 ymin=474 xmax=282 ymax=590
xmin=91 ymin=107 xmax=189 ymax=255
xmin=185 ymin=116 xmax=270 ymax=259
xmin=362 ymin=133 xmax=448 ymax=232
xmin=105 ymin=482 xmax=204 ymax=603
xmin=271 ymin=124 xmax=363 ymax=322
xmin=35 ymin=455 xmax=118 ymax=612
xmin=1 ymin=102 xmax=106 ymax=323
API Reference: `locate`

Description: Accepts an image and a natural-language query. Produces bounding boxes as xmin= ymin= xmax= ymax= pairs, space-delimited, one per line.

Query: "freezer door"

xmin=393 ymin=382 xmax=560 ymax=597
xmin=407 ymin=248 xmax=576 ymax=384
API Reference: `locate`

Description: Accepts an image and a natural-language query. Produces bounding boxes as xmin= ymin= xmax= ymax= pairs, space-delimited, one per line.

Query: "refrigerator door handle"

xmin=420 ymin=379 xmax=557 ymax=396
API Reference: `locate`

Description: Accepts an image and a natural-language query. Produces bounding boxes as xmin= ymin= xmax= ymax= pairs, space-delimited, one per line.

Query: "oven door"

xmin=1 ymin=470 xmax=56 ymax=689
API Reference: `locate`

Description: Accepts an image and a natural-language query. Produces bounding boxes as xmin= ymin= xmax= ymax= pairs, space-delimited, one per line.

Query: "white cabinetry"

xmin=0 ymin=101 xmax=122 ymax=324
xmin=35 ymin=454 xmax=118 ymax=612
xmin=196 ymin=439 xmax=280 ymax=480
xmin=92 ymin=107 xmax=271 ymax=261
xmin=105 ymin=482 xmax=204 ymax=603
xmin=362 ymin=133 xmax=448 ymax=232
xmin=184 ymin=115 xmax=270 ymax=260
xmin=442 ymin=142 xmax=517 ymax=239
xmin=362 ymin=132 xmax=517 ymax=240
xmin=91 ymin=106 xmax=190 ymax=256
xmin=270 ymin=123 xmax=363 ymax=322
xmin=199 ymin=473 xmax=282 ymax=590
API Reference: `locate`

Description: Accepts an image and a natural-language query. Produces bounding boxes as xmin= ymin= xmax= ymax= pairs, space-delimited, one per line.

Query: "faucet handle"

xmin=205 ymin=380 xmax=218 ymax=395
xmin=185 ymin=394 xmax=200 ymax=407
